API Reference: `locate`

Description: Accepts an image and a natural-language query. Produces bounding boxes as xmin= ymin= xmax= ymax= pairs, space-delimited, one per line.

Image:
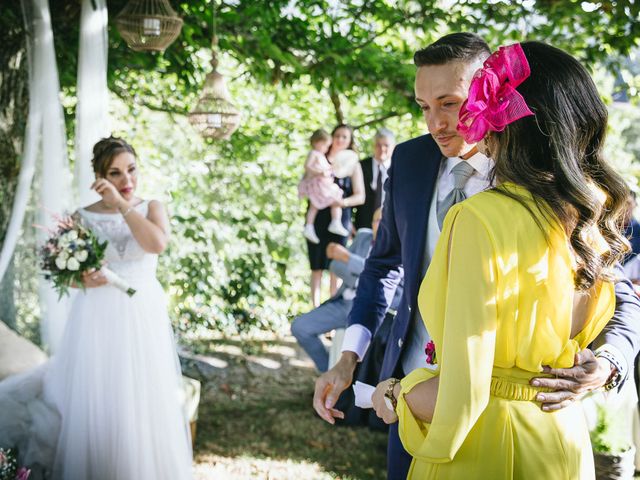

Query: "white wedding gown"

xmin=0 ymin=201 xmax=193 ymax=479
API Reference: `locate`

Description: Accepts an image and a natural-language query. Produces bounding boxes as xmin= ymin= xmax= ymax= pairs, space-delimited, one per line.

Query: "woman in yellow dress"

xmin=373 ymin=42 xmax=631 ymax=479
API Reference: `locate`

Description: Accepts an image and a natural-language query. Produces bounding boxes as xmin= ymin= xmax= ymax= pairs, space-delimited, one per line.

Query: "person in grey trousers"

xmin=292 ymin=210 xmax=388 ymax=372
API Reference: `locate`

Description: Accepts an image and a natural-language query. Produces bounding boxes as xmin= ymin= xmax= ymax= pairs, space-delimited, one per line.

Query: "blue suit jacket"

xmin=348 ymin=133 xmax=640 ymax=382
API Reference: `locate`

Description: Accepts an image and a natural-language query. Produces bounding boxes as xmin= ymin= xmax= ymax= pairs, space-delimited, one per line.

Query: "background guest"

xmin=293 ymin=209 xmax=379 ymax=372
xmin=306 ymin=124 xmax=365 ymax=307
xmin=353 ymin=128 xmax=396 ymax=230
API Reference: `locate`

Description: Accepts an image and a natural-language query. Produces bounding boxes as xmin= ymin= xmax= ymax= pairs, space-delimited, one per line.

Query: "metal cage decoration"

xmin=189 ymin=0 xmax=240 ymax=140
xmin=189 ymin=42 xmax=241 ymax=140
xmin=115 ymin=0 xmax=183 ymax=53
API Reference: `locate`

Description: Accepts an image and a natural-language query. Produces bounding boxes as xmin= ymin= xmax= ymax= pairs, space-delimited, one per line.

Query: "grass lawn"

xmin=181 ymin=335 xmax=388 ymax=479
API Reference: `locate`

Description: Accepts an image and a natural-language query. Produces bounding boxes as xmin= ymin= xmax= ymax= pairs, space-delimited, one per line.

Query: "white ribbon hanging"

xmin=75 ymin=0 xmax=110 ymax=206
xmin=32 ymin=0 xmax=73 ymax=353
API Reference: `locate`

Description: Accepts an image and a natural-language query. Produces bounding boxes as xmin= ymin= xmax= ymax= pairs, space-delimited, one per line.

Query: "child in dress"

xmin=298 ymin=129 xmax=349 ymax=243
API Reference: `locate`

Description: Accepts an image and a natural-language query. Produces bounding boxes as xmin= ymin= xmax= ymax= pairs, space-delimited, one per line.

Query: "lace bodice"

xmin=78 ymin=201 xmax=158 ymax=283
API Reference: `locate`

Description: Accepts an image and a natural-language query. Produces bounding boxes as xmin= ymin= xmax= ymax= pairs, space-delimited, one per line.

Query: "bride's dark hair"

xmin=91 ymin=136 xmax=137 ymax=178
xmin=490 ymin=41 xmax=629 ymax=290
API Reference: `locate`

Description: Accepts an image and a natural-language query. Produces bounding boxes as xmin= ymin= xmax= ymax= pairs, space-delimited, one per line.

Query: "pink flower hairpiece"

xmin=457 ymin=43 xmax=534 ymax=144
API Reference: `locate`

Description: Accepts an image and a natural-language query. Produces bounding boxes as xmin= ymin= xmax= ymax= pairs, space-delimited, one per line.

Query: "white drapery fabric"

xmin=74 ymin=0 xmax=109 ymax=206
xmin=0 ymin=0 xmax=43 ymax=284
xmin=33 ymin=0 xmax=73 ymax=353
xmin=0 ymin=0 xmax=73 ymax=353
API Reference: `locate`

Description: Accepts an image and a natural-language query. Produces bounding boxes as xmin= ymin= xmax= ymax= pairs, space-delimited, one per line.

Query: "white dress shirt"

xmin=370 ymin=157 xmax=391 ymax=191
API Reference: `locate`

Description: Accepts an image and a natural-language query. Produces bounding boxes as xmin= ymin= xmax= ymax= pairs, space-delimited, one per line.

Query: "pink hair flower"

xmin=457 ymin=43 xmax=534 ymax=143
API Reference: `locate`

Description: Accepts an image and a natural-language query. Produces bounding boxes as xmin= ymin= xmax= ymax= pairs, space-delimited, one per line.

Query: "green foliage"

xmin=99 ymin=49 xmax=422 ymax=337
xmin=590 ymin=402 xmax=633 ymax=454
xmin=604 ymin=103 xmax=640 ymax=190
xmin=0 ymin=1 xmax=28 ymax=251
xmin=41 ymin=0 xmax=640 ymax=120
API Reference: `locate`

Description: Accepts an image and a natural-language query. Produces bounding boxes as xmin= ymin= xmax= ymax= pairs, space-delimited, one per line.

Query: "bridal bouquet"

xmin=39 ymin=214 xmax=136 ymax=298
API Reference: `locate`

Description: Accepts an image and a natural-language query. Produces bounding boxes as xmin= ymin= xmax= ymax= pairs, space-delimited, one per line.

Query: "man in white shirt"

xmin=312 ymin=32 xmax=640 ymax=480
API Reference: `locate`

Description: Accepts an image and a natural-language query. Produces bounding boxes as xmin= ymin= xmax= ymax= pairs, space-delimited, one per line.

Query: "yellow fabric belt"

xmin=490 ymin=366 xmax=553 ymax=401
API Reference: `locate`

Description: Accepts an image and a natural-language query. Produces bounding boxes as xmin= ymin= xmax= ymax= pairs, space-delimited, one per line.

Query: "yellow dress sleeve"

xmin=396 ymin=204 xmax=499 ymax=463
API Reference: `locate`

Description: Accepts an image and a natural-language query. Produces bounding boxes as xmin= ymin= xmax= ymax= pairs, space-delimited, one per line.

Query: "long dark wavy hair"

xmin=489 ymin=41 xmax=629 ymax=290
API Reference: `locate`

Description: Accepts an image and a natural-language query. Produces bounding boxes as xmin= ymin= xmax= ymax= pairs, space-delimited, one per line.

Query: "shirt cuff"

xmin=594 ymin=343 xmax=628 ymax=392
xmin=341 ymin=324 xmax=372 ymax=362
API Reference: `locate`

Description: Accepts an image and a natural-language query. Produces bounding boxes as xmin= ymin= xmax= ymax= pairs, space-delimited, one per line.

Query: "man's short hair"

xmin=414 ymin=32 xmax=490 ymax=67
xmin=375 ymin=128 xmax=395 ymax=143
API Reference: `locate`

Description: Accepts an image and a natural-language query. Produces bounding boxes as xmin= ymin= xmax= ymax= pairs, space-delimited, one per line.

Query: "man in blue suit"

xmin=313 ymin=32 xmax=640 ymax=479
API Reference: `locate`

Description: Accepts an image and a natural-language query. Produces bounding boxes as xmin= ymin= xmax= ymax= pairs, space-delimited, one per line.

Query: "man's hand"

xmin=372 ymin=378 xmax=399 ymax=424
xmin=530 ymin=349 xmax=613 ymax=411
xmin=313 ymin=352 xmax=357 ymax=424
xmin=326 ymin=243 xmax=350 ymax=263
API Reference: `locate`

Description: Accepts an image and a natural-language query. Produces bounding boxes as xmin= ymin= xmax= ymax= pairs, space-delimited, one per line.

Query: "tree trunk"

xmin=330 ymin=90 xmax=345 ymax=125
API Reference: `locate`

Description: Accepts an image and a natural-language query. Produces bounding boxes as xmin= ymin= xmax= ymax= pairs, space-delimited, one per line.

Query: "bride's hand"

xmin=78 ymin=268 xmax=108 ymax=288
xmin=91 ymin=178 xmax=126 ymax=210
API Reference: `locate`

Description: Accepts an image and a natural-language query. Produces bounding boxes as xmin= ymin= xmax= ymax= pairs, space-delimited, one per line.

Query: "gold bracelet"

xmin=120 ymin=206 xmax=133 ymax=217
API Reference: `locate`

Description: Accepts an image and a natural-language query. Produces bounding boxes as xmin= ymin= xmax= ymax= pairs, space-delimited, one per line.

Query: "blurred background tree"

xmin=1 ymin=0 xmax=639 ymax=342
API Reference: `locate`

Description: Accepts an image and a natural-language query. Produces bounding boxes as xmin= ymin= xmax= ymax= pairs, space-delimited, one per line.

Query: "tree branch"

xmin=330 ymin=90 xmax=345 ymax=125
xmin=352 ymin=112 xmax=401 ymax=130
xmin=112 ymin=89 xmax=189 ymax=115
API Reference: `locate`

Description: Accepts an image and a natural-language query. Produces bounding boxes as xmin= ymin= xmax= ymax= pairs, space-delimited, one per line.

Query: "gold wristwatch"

xmin=384 ymin=378 xmax=401 ymax=410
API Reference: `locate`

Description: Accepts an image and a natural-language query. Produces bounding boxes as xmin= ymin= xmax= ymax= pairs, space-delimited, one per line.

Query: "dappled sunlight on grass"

xmin=185 ymin=335 xmax=388 ymax=479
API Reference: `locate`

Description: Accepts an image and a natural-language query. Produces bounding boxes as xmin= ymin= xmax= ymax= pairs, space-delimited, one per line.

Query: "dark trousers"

xmin=387 ymin=421 xmax=412 ymax=479
xmin=386 ymin=362 xmax=412 ymax=479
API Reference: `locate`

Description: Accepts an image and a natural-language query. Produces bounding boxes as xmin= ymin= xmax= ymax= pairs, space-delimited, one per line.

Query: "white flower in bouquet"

xmin=59 ymin=234 xmax=70 ymax=247
xmin=74 ymin=250 xmax=88 ymax=262
xmin=67 ymin=229 xmax=78 ymax=241
xmin=55 ymin=256 xmax=67 ymax=270
xmin=66 ymin=257 xmax=80 ymax=271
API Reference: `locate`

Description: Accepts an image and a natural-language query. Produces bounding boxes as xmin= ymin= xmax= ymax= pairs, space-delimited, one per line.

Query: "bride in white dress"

xmin=0 ymin=137 xmax=193 ymax=479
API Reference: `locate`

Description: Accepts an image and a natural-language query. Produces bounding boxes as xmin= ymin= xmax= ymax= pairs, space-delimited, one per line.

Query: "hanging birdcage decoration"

xmin=189 ymin=45 xmax=241 ymax=140
xmin=115 ymin=0 xmax=183 ymax=52
xmin=188 ymin=0 xmax=240 ymax=140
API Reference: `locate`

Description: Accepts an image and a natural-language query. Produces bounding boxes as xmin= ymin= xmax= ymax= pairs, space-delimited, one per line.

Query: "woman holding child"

xmin=302 ymin=124 xmax=365 ymax=307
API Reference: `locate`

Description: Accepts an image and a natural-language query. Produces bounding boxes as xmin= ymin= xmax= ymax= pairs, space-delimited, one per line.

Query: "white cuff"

xmin=341 ymin=324 xmax=372 ymax=362
xmin=594 ymin=343 xmax=628 ymax=392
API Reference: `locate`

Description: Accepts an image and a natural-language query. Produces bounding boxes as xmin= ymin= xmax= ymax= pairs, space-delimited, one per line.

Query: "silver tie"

xmin=436 ymin=161 xmax=476 ymax=229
